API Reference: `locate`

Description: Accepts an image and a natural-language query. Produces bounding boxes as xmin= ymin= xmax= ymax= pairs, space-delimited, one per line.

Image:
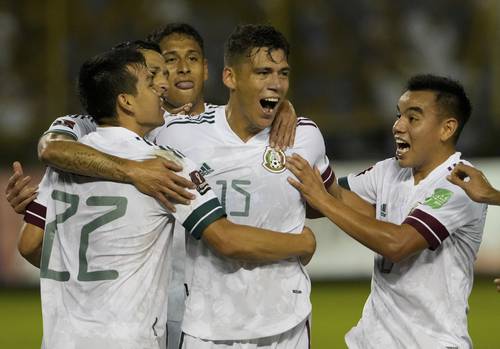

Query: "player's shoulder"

xmin=294 ymin=116 xmax=325 ymax=143
xmin=351 ymin=157 xmax=402 ymax=181
xmin=165 ymin=105 xmax=222 ymax=129
xmin=51 ymin=113 xmax=96 ymax=124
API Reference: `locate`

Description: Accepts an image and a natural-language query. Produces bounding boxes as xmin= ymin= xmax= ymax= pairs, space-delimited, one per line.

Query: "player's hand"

xmin=270 ymin=100 xmax=297 ymax=150
xmin=447 ymin=163 xmax=499 ymax=204
xmin=127 ymin=157 xmax=196 ymax=212
xmin=168 ymin=103 xmax=193 ymax=115
xmin=494 ymin=278 xmax=500 ymax=293
xmin=286 ymin=153 xmax=330 ymax=211
xmin=5 ymin=161 xmax=38 ymax=214
xmin=299 ymin=226 xmax=316 ymax=265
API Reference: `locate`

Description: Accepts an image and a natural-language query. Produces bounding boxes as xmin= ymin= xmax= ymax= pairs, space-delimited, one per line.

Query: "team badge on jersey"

xmin=262 ymin=146 xmax=286 ymax=173
xmin=424 ymin=188 xmax=453 ymax=209
xmin=189 ymin=170 xmax=210 ymax=195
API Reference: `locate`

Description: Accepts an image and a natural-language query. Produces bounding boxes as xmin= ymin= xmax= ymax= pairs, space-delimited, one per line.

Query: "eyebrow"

xmin=397 ymin=106 xmax=424 ymax=114
xmin=162 ymin=49 xmax=202 ymax=55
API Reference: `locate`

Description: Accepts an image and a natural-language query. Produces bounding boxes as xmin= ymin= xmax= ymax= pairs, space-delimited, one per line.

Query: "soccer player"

xmin=19 ymin=46 xmax=315 ymax=349
xmin=286 ymin=74 xmax=488 ymax=348
xmin=155 ymin=24 xmax=333 ymax=348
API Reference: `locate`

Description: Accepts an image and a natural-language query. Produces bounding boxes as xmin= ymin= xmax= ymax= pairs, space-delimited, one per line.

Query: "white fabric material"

xmin=344 ymin=153 xmax=487 ymax=349
xmin=34 ymin=127 xmax=224 ymax=349
xmin=181 ymin=318 xmax=310 ymax=349
xmin=153 ymin=106 xmax=331 ymax=340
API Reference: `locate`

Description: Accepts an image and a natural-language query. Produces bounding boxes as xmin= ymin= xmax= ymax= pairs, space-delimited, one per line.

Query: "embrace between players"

xmin=5 ymin=22 xmax=497 ymax=349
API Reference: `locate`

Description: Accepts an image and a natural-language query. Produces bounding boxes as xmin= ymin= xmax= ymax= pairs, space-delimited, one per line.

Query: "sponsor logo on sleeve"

xmin=189 ymin=170 xmax=210 ymax=195
xmin=262 ymin=146 xmax=286 ymax=173
xmin=424 ymin=188 xmax=453 ymax=209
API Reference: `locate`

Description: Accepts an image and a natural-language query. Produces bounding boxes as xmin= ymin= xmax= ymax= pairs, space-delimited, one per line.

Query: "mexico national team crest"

xmin=262 ymin=146 xmax=286 ymax=173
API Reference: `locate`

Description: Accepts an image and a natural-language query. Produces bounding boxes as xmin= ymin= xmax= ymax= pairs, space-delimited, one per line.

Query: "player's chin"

xmin=395 ymin=155 xmax=412 ymax=168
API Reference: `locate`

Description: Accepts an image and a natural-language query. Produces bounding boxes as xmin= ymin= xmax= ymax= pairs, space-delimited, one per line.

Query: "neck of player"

xmin=225 ymin=101 xmax=262 ymax=143
xmin=412 ymin=146 xmax=455 ymax=185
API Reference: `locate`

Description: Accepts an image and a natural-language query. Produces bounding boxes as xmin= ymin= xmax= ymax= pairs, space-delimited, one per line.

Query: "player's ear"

xmin=116 ymin=93 xmax=134 ymax=114
xmin=440 ymin=117 xmax=458 ymax=142
xmin=223 ymin=66 xmax=236 ymax=90
xmin=203 ymin=58 xmax=208 ymax=82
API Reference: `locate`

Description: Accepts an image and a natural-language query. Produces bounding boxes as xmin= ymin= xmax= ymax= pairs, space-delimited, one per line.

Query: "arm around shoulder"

xmin=201 ymin=218 xmax=316 ymax=263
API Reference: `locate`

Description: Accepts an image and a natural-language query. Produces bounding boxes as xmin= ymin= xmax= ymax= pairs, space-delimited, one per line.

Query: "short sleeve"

xmin=344 ymin=161 xmax=385 ymax=205
xmin=44 ymin=115 xmax=97 ymax=140
xmin=155 ymin=149 xmax=226 ymax=239
xmin=295 ymin=117 xmax=335 ymax=188
xmin=403 ymin=182 xmax=486 ymax=250
xmin=24 ymin=168 xmax=54 ymax=229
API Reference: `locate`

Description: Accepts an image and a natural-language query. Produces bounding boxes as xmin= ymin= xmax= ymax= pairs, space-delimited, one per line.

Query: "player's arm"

xmin=269 ymin=100 xmax=297 ymax=150
xmin=287 ymin=153 xmax=426 ymax=263
xmin=202 ymin=219 xmax=316 ymax=264
xmin=447 ymin=163 xmax=500 ymax=205
xmin=38 ymin=131 xmax=195 ymax=211
xmin=328 ymin=180 xmax=376 ymax=218
xmin=17 ymin=222 xmax=43 ymax=268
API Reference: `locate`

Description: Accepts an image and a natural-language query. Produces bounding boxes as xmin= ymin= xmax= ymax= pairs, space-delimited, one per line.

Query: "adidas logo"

xmin=199 ymin=163 xmax=214 ymax=176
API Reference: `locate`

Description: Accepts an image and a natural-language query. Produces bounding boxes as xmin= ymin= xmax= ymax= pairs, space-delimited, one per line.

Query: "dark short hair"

xmin=147 ymin=23 xmax=204 ymax=54
xmin=406 ymin=74 xmax=472 ymax=142
xmin=78 ymin=48 xmax=146 ymax=124
xmin=224 ymin=24 xmax=290 ymax=66
xmin=113 ymin=39 xmax=161 ymax=54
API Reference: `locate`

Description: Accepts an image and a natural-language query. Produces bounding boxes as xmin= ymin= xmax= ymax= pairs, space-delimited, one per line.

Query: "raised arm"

xmin=286 ymin=154 xmax=426 ymax=263
xmin=202 ymin=219 xmax=316 ymax=265
xmin=5 ymin=162 xmax=38 ymax=214
xmin=38 ymin=132 xmax=195 ymax=211
xmin=329 ymin=181 xmax=376 ymax=218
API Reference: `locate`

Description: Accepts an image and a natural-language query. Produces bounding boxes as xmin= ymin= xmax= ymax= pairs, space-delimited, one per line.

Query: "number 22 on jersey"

xmin=40 ymin=190 xmax=127 ymax=282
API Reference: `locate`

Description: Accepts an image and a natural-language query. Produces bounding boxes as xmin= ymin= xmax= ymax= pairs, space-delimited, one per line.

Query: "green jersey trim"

xmin=190 ymin=207 xmax=226 ymax=240
xmin=338 ymin=176 xmax=350 ymax=190
xmin=183 ymin=198 xmax=226 ymax=239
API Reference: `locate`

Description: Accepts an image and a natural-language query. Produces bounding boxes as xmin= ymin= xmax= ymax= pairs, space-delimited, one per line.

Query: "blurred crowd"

xmin=1 ymin=0 xmax=498 ymax=164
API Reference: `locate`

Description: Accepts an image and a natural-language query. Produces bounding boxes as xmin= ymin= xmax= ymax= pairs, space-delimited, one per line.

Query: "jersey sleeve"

xmin=295 ymin=117 xmax=335 ymax=188
xmin=44 ymin=114 xmax=97 ymax=140
xmin=24 ymin=168 xmax=54 ymax=229
xmin=402 ymin=181 xmax=486 ymax=250
xmin=342 ymin=161 xmax=385 ymax=205
xmin=154 ymin=149 xmax=226 ymax=240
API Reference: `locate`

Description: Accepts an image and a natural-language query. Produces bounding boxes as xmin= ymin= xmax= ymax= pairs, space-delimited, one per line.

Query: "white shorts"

xmin=180 ymin=318 xmax=311 ymax=349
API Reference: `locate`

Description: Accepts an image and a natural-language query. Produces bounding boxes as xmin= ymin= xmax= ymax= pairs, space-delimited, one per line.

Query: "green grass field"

xmin=1 ymin=278 xmax=498 ymax=348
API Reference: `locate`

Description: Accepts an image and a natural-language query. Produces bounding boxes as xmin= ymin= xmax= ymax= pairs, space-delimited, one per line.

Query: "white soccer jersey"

xmin=42 ymin=103 xmax=221 ymax=342
xmin=341 ymin=152 xmax=487 ymax=349
xmin=25 ymin=127 xmax=225 ymax=349
xmin=44 ymin=103 xmax=219 ymax=140
xmin=152 ymin=106 xmax=334 ymax=340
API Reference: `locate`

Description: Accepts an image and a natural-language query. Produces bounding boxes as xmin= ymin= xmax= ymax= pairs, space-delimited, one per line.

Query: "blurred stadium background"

xmin=1 ymin=0 xmax=499 ymax=347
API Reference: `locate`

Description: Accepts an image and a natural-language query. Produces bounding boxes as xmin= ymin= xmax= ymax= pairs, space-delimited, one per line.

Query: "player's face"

xmin=160 ymin=33 xmax=208 ymax=114
xmin=228 ymin=47 xmax=290 ymax=133
xmin=130 ymin=65 xmax=165 ymax=132
xmin=393 ymin=90 xmax=447 ymax=172
xmin=140 ymin=49 xmax=168 ymax=102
